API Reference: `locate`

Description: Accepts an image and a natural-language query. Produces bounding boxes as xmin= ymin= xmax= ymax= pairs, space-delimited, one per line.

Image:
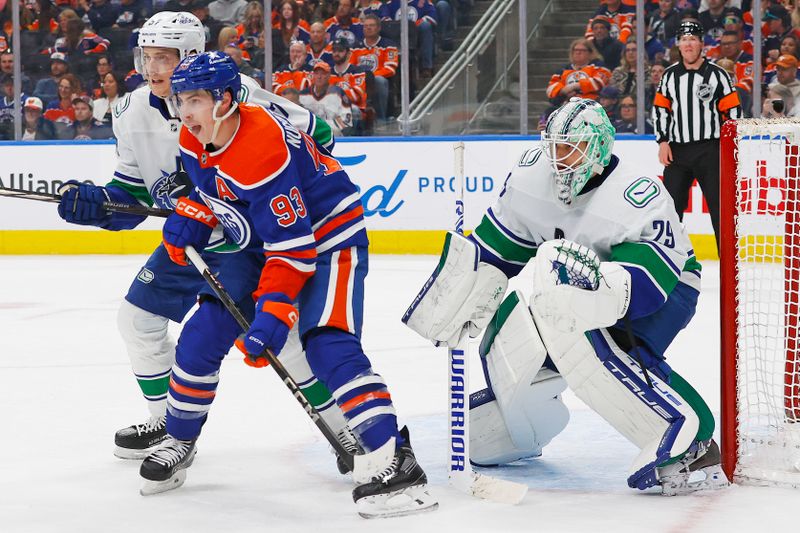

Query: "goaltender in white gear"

xmin=405 ymin=97 xmax=728 ymax=495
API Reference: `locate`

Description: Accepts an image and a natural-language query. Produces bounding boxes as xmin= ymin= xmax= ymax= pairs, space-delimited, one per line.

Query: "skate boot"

xmin=139 ymin=436 xmax=198 ymax=496
xmin=335 ymin=426 xmax=363 ymax=475
xmin=352 ymin=427 xmax=438 ymax=519
xmin=114 ymin=415 xmax=168 ymax=460
xmin=657 ymin=439 xmax=730 ymax=496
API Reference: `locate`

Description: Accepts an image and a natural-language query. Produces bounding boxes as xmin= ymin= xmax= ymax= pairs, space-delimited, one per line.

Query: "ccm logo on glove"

xmin=176 ymin=198 xmax=217 ymax=227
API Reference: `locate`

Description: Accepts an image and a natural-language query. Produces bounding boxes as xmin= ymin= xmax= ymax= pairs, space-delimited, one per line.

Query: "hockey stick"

xmin=0 ymin=186 xmax=173 ymax=218
xmin=448 ymin=142 xmax=528 ymax=504
xmin=183 ymin=245 xmax=395 ymax=484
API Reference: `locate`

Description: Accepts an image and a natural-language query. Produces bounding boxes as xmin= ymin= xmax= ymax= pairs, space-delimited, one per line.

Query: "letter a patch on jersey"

xmin=216 ymin=176 xmax=239 ymax=202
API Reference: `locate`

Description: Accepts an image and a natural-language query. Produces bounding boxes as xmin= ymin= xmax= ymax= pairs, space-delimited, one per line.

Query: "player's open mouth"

xmin=189 ymin=124 xmax=202 ymax=136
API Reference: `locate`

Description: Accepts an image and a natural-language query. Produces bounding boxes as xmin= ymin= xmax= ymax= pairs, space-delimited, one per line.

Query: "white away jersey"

xmin=471 ymin=147 xmax=702 ymax=302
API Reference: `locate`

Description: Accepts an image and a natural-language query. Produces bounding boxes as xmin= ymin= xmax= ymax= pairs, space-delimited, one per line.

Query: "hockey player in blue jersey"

xmin=140 ymin=52 xmax=437 ymax=518
xmin=53 ymin=12 xmax=358 ymax=470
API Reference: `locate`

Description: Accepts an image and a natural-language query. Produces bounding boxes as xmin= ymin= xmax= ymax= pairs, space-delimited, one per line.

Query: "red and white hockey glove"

xmin=162 ymin=197 xmax=218 ymax=266
xmin=242 ymin=293 xmax=298 ymax=366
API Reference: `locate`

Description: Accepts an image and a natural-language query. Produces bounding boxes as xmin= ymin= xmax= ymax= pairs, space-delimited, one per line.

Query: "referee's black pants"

xmin=663 ymin=139 xmax=720 ymax=253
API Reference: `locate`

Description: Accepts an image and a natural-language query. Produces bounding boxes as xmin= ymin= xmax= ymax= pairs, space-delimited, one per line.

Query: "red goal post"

xmin=720 ymin=118 xmax=800 ymax=488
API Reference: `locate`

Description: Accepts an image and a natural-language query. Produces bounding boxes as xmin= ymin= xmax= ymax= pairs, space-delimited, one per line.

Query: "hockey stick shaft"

xmin=0 ymin=186 xmax=173 ymax=218
xmin=447 ymin=143 xmax=528 ymax=504
xmin=183 ymin=245 xmax=356 ymax=470
xmin=449 ymin=141 xmax=471 ymax=485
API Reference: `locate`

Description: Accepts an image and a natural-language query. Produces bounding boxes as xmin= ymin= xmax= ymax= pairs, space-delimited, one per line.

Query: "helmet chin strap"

xmin=209 ymin=99 xmax=238 ymax=146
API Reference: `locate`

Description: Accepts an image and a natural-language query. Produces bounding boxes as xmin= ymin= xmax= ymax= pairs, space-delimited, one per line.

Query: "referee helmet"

xmin=676 ymin=20 xmax=704 ymax=39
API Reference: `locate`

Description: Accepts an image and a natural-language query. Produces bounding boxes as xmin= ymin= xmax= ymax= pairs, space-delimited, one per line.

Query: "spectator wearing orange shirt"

xmin=235 ymin=1 xmax=263 ymax=55
xmin=330 ymin=37 xmax=368 ymax=118
xmin=546 ymin=38 xmax=611 ymax=104
xmin=28 ymin=0 xmax=59 ymax=35
xmin=325 ymin=0 xmax=364 ymax=48
xmin=350 ymin=14 xmax=396 ymax=120
xmin=273 ymin=40 xmax=311 ymax=95
xmin=274 ymin=0 xmax=311 ymax=45
xmin=585 ymin=0 xmax=634 ymax=44
xmin=43 ymin=72 xmax=82 ymax=138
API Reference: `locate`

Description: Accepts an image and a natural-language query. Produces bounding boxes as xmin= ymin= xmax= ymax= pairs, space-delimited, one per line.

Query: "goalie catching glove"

xmin=162 ymin=197 xmax=218 ymax=266
xmin=402 ymin=232 xmax=508 ymax=347
xmin=531 ymin=239 xmax=631 ymax=334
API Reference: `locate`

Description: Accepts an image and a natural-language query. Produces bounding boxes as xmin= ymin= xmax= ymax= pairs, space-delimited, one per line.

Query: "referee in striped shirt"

xmin=652 ymin=20 xmax=741 ymax=253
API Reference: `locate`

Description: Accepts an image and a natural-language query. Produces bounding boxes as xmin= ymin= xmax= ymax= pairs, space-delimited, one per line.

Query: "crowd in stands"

xmin=0 ymin=0 xmax=467 ymax=140
xmin=544 ymin=0 xmax=800 ymax=134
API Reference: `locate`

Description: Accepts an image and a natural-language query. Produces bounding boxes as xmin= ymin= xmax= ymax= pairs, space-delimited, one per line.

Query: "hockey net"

xmin=721 ymin=118 xmax=800 ymax=488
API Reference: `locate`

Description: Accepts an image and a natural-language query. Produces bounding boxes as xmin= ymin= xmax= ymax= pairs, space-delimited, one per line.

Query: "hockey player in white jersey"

xmin=404 ymin=97 xmax=729 ymax=495
xmin=55 ymin=11 xmax=357 ymax=470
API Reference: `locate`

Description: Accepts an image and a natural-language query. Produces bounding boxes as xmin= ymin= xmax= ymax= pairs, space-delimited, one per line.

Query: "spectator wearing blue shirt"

xmin=0 ymin=76 xmax=29 ymax=140
xmin=33 ymin=52 xmax=70 ymax=106
xmin=382 ymin=0 xmax=443 ymax=77
xmin=83 ymin=0 xmax=119 ymax=33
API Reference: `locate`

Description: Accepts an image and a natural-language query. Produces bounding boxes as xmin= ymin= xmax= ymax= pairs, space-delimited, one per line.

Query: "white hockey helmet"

xmin=542 ymin=97 xmax=615 ymax=205
xmin=135 ymin=12 xmax=206 ymax=74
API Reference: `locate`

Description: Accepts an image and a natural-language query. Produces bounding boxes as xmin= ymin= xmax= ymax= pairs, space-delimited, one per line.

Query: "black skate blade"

xmin=140 ymin=469 xmax=188 ymax=496
xmin=356 ymin=485 xmax=439 ymax=519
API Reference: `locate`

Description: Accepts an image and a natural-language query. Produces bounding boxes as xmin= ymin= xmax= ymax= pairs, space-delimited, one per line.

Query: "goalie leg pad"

xmin=531 ymin=300 xmax=700 ymax=489
xmin=403 ymin=232 xmax=508 ymax=347
xmin=469 ymin=373 xmax=569 ymax=466
xmin=469 ymin=290 xmax=568 ymax=465
xmin=118 ymin=300 xmax=176 ymax=417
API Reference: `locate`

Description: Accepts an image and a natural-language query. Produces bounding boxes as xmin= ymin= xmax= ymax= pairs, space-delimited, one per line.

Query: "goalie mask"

xmin=542 ymin=97 xmax=615 ymax=205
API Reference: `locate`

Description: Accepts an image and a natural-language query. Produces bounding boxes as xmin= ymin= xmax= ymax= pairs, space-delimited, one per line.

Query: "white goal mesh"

xmin=722 ymin=118 xmax=800 ymax=487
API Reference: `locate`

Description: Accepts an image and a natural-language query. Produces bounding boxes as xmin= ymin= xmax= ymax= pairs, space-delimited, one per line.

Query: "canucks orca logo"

xmin=151 ymin=158 xmax=193 ymax=209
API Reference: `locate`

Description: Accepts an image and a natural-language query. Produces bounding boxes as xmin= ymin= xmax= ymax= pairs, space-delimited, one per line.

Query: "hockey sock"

xmin=305 ymin=328 xmax=404 ymax=451
xmin=167 ymin=299 xmax=242 ymax=440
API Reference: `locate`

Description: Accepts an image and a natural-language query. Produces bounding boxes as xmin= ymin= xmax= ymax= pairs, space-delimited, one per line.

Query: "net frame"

xmin=721 ymin=118 xmax=800 ymax=488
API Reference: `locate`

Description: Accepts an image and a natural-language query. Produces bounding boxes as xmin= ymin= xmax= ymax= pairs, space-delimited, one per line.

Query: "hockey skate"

xmin=657 ymin=439 xmax=729 ymax=496
xmin=139 ymin=436 xmax=197 ymax=496
xmin=114 ymin=415 xmax=168 ymax=460
xmin=352 ymin=427 xmax=438 ymax=519
xmin=335 ymin=426 xmax=363 ymax=475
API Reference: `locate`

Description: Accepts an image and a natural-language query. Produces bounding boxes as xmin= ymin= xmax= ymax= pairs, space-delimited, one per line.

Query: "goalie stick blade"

xmin=351 ymin=437 xmax=396 ymax=485
xmin=357 ymin=485 xmax=439 ymax=519
xmin=450 ymin=470 xmax=528 ymax=505
xmin=139 ymin=470 xmax=188 ymax=496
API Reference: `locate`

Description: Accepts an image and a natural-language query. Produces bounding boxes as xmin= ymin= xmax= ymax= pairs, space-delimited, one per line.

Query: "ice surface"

xmin=1 ymin=256 xmax=797 ymax=532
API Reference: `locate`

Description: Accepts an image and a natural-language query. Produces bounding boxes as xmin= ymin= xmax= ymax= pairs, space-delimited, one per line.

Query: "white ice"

xmin=0 ymin=255 xmax=797 ymax=532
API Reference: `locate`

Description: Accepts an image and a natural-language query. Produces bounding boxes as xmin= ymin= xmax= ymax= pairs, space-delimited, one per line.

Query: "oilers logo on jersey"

xmin=198 ymin=190 xmax=252 ymax=249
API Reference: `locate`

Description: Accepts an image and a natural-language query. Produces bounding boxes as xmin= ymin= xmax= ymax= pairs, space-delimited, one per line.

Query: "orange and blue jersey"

xmin=178 ymin=103 xmax=367 ymax=304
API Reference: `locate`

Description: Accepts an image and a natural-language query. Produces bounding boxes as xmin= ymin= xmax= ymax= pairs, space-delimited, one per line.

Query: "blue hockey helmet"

xmin=170 ymin=51 xmax=242 ymax=102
